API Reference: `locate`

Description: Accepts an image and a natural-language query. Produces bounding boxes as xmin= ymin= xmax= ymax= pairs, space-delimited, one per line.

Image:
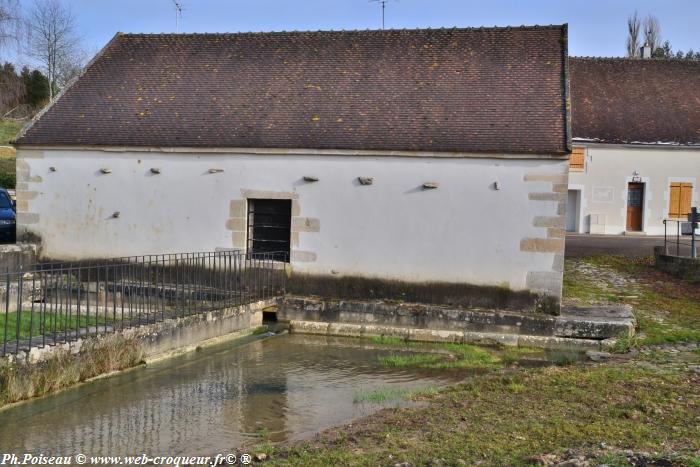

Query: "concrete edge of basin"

xmin=288 ymin=320 xmax=606 ymax=351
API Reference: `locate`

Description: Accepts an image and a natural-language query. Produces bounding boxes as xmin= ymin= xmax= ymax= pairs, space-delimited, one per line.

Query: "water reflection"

xmin=0 ymin=334 xmax=466 ymax=456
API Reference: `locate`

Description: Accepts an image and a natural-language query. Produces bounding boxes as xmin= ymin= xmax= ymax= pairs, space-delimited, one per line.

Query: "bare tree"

xmin=28 ymin=0 xmax=81 ymax=101
xmin=626 ymin=11 xmax=641 ymax=58
xmin=0 ymin=0 xmax=22 ymax=53
xmin=643 ymin=15 xmax=661 ymax=53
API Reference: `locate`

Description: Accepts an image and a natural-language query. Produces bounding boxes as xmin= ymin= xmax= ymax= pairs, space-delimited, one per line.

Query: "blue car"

xmin=0 ymin=188 xmax=16 ymax=243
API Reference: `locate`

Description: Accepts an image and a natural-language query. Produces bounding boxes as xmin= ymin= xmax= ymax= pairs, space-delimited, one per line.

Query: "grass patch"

xmin=549 ymin=349 xmax=580 ymax=366
xmin=378 ymin=343 xmax=502 ymax=370
xmin=0 ymin=334 xmax=143 ymax=406
xmin=0 ymin=145 xmax=15 ymax=189
xmin=378 ymin=353 xmax=443 ymax=368
xmin=0 ymin=310 xmax=103 ymax=341
xmin=609 ymin=332 xmax=641 ymax=354
xmin=371 ymin=336 xmax=543 ymax=368
xmin=370 ymin=335 xmax=407 ymax=347
xmin=498 ymin=346 xmax=542 ymax=365
xmin=0 ymin=120 xmax=22 ymax=145
xmin=564 ymin=256 xmax=700 ymax=347
xmin=353 ymin=386 xmax=439 ymax=404
xmin=273 ymin=364 xmax=700 ymax=465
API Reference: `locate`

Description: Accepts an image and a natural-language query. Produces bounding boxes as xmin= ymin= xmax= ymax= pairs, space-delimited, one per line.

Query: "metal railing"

xmin=0 ymin=250 xmax=287 ymax=357
xmin=663 ymin=219 xmax=698 ymax=258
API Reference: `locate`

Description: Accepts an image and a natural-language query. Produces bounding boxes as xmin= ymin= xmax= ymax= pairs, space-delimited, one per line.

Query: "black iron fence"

xmin=0 ymin=250 xmax=287 ymax=357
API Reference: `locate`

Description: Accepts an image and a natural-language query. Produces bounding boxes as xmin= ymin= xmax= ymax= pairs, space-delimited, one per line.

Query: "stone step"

xmin=279 ymin=297 xmax=635 ymax=342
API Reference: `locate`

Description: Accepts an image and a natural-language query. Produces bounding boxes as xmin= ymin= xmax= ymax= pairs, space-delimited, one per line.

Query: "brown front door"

xmin=626 ymin=183 xmax=644 ymax=231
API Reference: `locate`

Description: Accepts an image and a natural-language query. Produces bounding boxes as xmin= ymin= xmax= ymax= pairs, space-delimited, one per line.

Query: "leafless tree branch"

xmin=27 ymin=0 xmax=82 ymax=101
xmin=626 ymin=11 xmax=641 ymax=58
xmin=0 ymin=0 xmax=22 ymax=54
xmin=643 ymin=15 xmax=661 ymax=52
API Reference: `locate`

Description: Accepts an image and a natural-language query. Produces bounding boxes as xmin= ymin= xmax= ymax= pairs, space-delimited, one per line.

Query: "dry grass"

xmin=0 ymin=334 xmax=143 ymax=406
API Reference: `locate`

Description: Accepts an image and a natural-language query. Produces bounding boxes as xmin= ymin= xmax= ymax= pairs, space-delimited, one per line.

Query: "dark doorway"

xmin=247 ymin=199 xmax=292 ymax=261
xmin=626 ymin=183 xmax=644 ymax=232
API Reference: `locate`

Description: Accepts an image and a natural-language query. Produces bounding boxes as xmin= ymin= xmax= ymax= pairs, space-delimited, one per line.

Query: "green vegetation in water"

xmin=370 ymin=336 xmax=542 ymax=369
xmin=498 ymin=346 xmax=542 ymax=365
xmin=353 ymin=385 xmax=439 ymax=404
xmin=378 ymin=343 xmax=502 ymax=370
xmin=251 ymin=326 xmax=270 ymax=336
xmin=370 ymin=335 xmax=408 ymax=347
xmin=0 ymin=310 xmax=104 ymax=342
xmin=378 ymin=353 xmax=444 ymax=368
xmin=0 ymin=334 xmax=143 ymax=406
xmin=255 ymin=427 xmax=270 ymax=440
xmin=273 ymin=364 xmax=700 ymax=465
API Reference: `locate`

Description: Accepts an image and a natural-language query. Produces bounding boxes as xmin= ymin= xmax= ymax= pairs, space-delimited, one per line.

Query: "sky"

xmin=6 ymin=0 xmax=700 ymax=65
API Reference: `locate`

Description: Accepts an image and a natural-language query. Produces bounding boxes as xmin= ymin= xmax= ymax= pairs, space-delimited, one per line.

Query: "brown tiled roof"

xmin=17 ymin=27 xmax=569 ymax=155
xmin=570 ymin=57 xmax=700 ymax=145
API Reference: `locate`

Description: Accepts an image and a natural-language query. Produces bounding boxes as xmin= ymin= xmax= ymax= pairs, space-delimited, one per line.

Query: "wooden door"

xmin=626 ymin=183 xmax=644 ymax=231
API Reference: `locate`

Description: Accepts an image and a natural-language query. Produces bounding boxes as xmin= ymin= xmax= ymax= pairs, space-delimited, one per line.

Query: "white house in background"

xmin=567 ymin=57 xmax=700 ymax=236
xmin=14 ymin=27 xmax=571 ymax=312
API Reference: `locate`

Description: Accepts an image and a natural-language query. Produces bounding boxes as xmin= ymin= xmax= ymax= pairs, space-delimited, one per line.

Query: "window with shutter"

xmin=569 ymin=147 xmax=585 ymax=171
xmin=669 ymin=183 xmax=693 ymax=219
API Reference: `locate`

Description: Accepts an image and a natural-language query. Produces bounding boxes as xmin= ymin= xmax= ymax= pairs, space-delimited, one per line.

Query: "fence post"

xmin=3 ymin=268 xmax=9 ymax=356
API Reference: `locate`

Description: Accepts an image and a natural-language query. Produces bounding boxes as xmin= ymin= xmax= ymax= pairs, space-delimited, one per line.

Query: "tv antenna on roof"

xmin=172 ymin=0 xmax=183 ymax=33
xmin=370 ymin=0 xmax=396 ymax=30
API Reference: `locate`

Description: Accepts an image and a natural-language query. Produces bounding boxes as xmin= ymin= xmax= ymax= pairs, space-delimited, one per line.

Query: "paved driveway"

xmin=565 ymin=233 xmax=693 ymax=258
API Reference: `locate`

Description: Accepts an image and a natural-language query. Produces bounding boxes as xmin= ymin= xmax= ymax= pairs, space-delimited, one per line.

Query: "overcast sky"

xmin=8 ymin=0 xmax=700 ymax=64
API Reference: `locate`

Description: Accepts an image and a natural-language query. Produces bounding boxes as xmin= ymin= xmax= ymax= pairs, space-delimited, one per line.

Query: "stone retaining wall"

xmin=654 ymin=246 xmax=700 ymax=282
xmin=0 ymin=243 xmax=36 ymax=272
xmin=278 ymin=296 xmax=635 ymax=349
xmin=8 ymin=298 xmax=273 ymax=364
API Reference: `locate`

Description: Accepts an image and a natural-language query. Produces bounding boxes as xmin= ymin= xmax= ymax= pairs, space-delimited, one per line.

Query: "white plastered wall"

xmin=16 ymin=148 xmax=568 ymax=297
xmin=568 ymin=145 xmax=700 ymax=235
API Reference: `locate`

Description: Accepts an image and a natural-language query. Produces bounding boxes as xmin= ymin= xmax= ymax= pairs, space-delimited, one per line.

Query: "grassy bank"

xmin=369 ymin=336 xmax=545 ymax=370
xmin=0 ymin=334 xmax=143 ymax=406
xmin=0 ymin=120 xmax=22 ymax=145
xmin=0 ymin=119 xmax=22 ymax=189
xmin=268 ymin=363 xmax=700 ymax=466
xmin=563 ymin=255 xmax=700 ymax=346
xmin=0 ymin=145 xmax=15 ymax=189
xmin=256 ymin=257 xmax=700 ymax=465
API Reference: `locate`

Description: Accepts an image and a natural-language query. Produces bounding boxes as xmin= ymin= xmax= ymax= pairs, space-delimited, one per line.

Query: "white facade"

xmin=567 ymin=144 xmax=700 ymax=236
xmin=16 ymin=147 xmax=568 ymax=300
